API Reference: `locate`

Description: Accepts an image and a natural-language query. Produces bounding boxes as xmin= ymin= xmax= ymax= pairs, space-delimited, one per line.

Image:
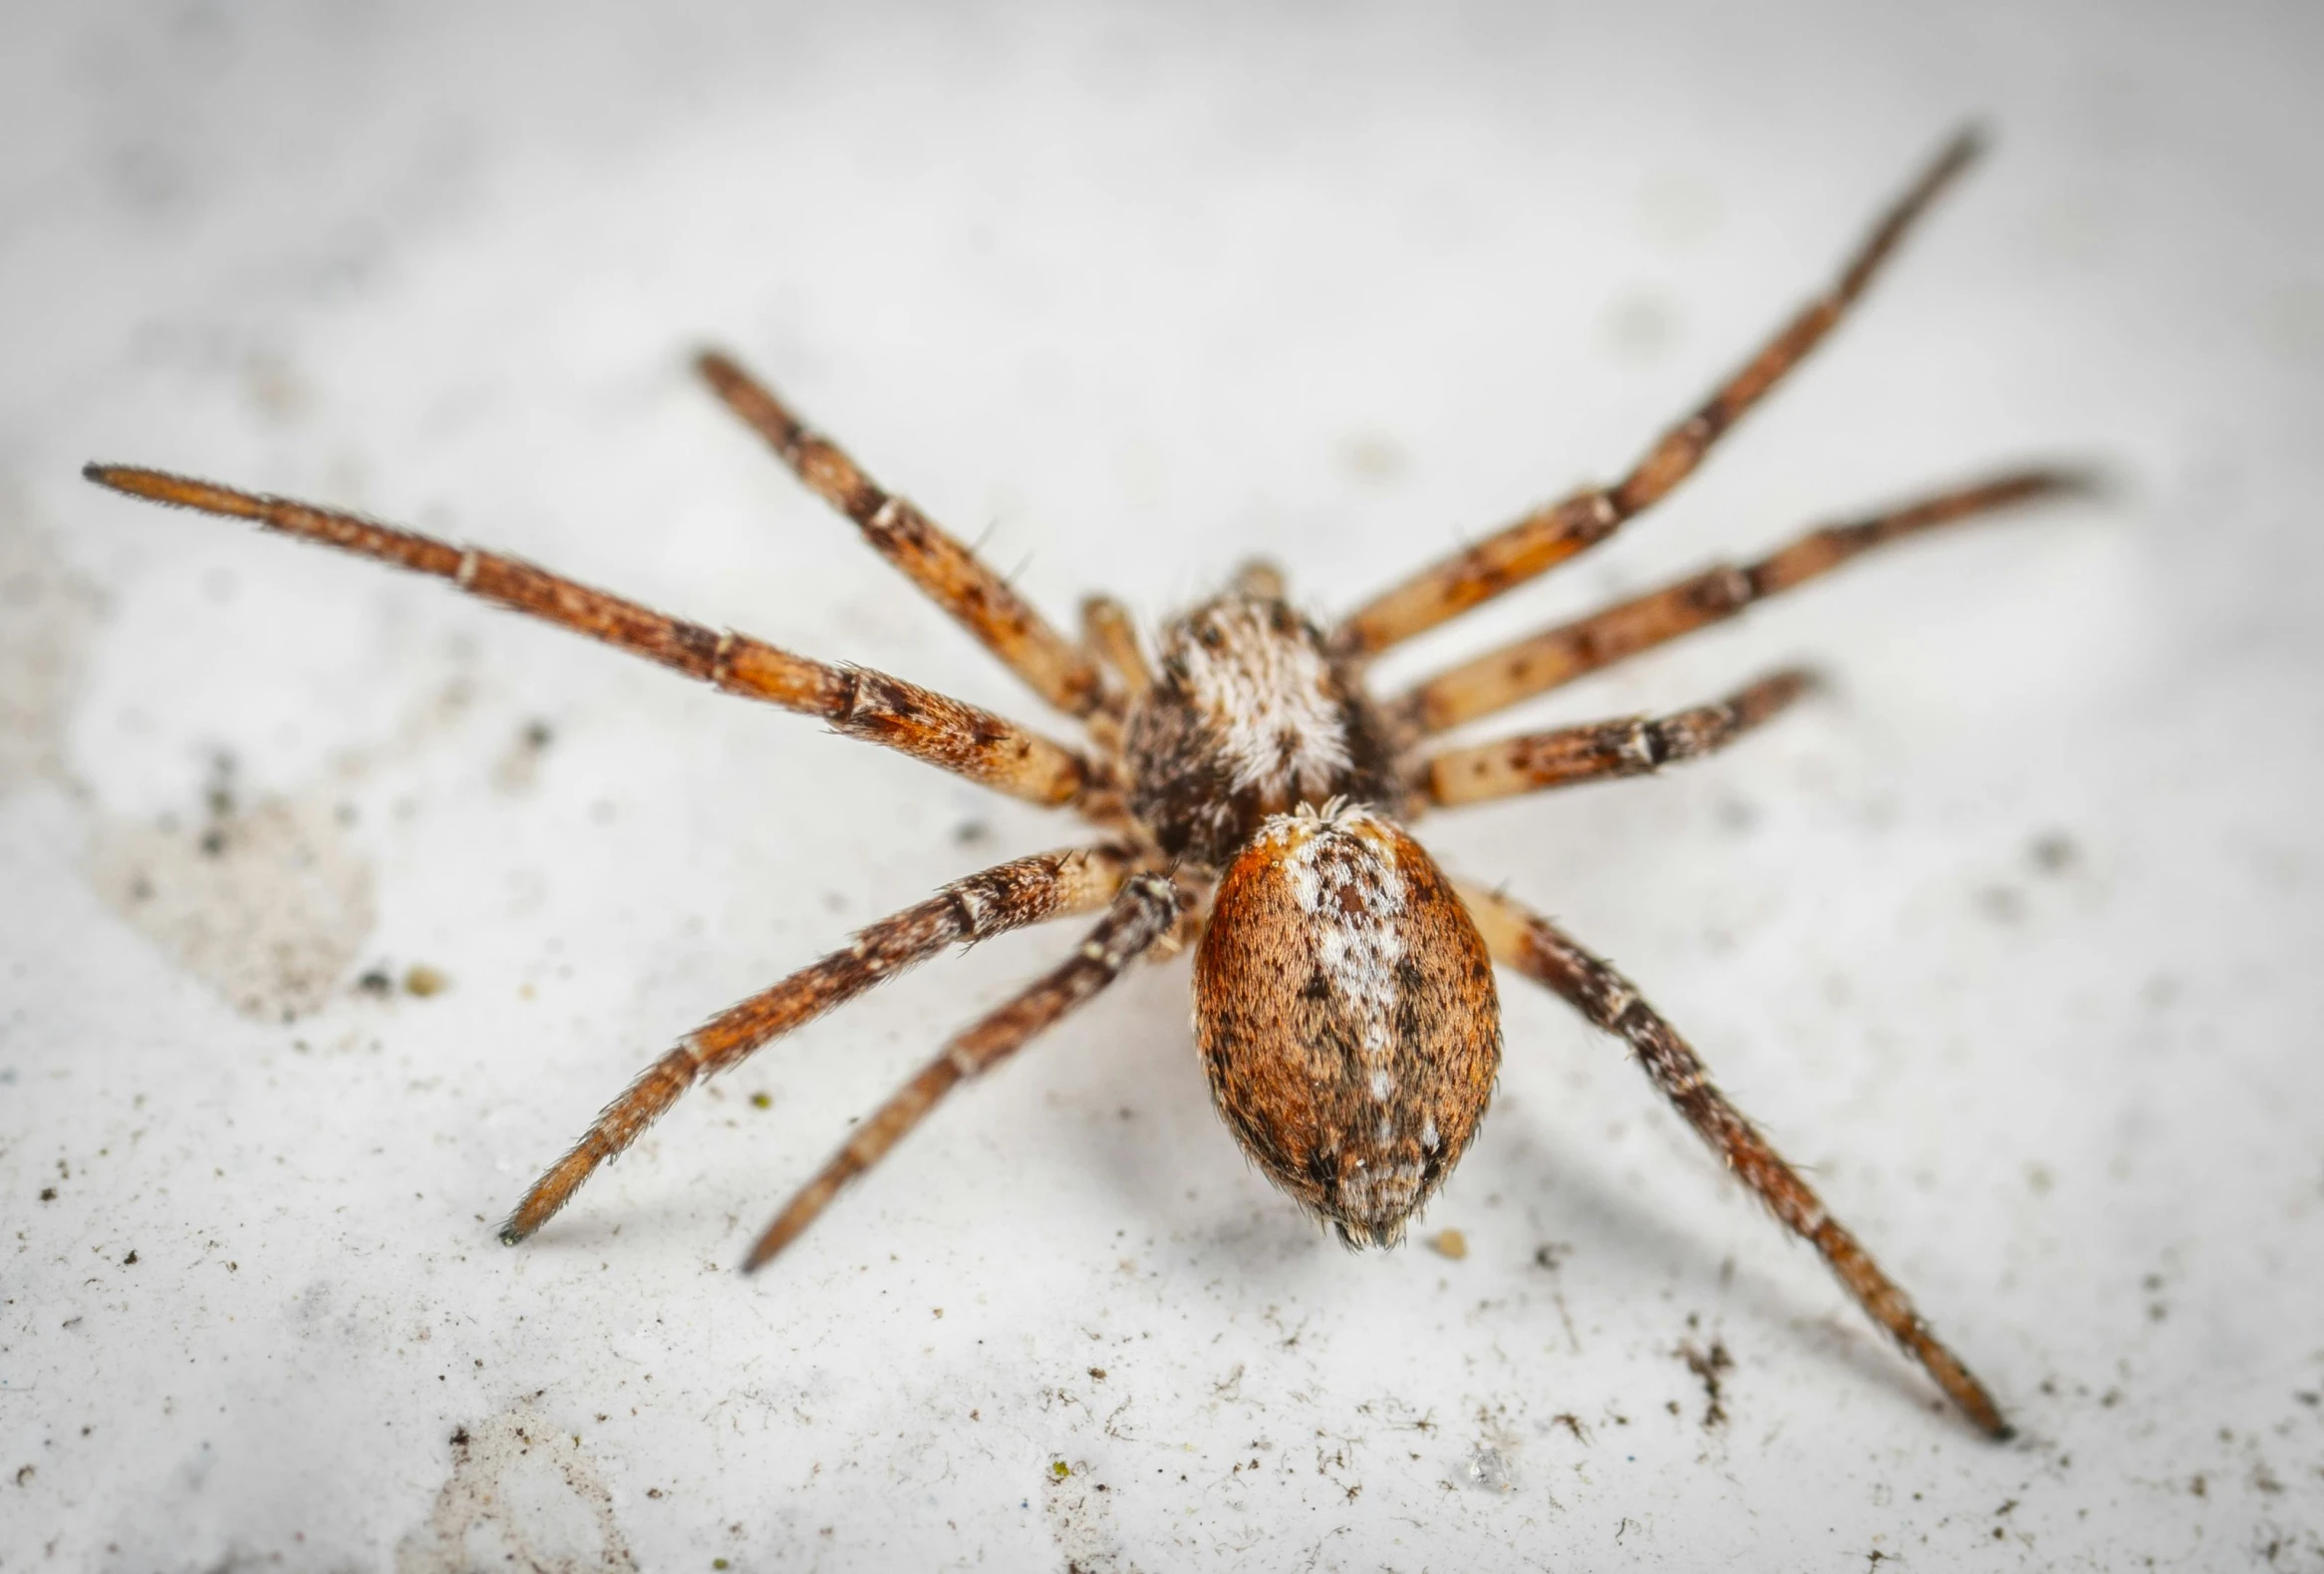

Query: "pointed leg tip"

xmin=83 ymin=462 xmax=158 ymax=497
xmin=693 ymin=347 xmax=744 ymax=388
xmin=495 ymin=1223 xmax=527 ymax=1247
xmin=1934 ymin=123 xmax=1992 ymax=176
xmin=2054 ymin=466 xmax=2118 ymax=503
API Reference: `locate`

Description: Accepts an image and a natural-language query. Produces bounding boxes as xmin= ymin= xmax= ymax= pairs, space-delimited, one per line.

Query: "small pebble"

xmin=1430 ymin=1228 xmax=1468 ymax=1261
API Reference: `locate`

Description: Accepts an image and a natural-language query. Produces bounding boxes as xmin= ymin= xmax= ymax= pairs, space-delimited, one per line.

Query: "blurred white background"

xmin=3 ymin=2 xmax=2320 ymax=1568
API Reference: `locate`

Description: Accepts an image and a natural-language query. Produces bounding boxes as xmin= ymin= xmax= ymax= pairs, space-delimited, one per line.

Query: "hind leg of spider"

xmin=1393 ymin=468 xmax=2092 ymax=738
xmin=1336 ymin=127 xmax=1988 ymax=659
xmin=1455 ymin=882 xmax=2010 ymax=1438
xmin=697 ymin=350 xmax=1103 ymax=718
xmin=81 ymin=465 xmax=1094 ymax=807
xmin=740 ymin=872 xmax=1185 ymax=1271
xmin=1421 ymin=669 xmax=1814 ymax=809
xmin=498 ymin=845 xmax=1137 ymax=1245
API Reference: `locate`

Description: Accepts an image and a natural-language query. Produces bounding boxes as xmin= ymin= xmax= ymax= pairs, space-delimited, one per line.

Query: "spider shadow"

xmin=1070 ymin=1010 xmax=1982 ymax=1430
xmin=1481 ymin=1090 xmax=1985 ymax=1428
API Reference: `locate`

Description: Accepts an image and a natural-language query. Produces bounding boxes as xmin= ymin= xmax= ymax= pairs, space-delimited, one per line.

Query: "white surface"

xmin=4 ymin=3 xmax=2321 ymax=1568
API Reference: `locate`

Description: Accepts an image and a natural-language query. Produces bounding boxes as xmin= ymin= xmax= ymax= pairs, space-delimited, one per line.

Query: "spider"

xmin=85 ymin=128 xmax=2085 ymax=1440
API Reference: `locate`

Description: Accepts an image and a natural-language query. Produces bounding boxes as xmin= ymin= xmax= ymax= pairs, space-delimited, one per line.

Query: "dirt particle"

xmin=493 ymin=719 xmax=557 ymax=792
xmin=122 ymin=1250 xmax=138 ymax=1266
xmin=749 ymin=1092 xmax=771 ymax=1109
xmin=2029 ymin=830 xmax=2080 ymax=874
xmin=14 ymin=1464 xmax=32 ymax=1486
xmin=1680 ymin=1339 xmax=1733 ymax=1428
xmin=1338 ymin=432 xmax=1407 ymax=485
xmin=1464 ymin=1438 xmax=1514 ymax=1492
xmin=1087 ymin=1367 xmax=1106 ymax=1381
xmin=1429 ymin=1228 xmax=1468 ymax=1261
xmin=1975 ymin=884 xmax=2026 ymax=924
xmin=39 ymin=1187 xmax=55 ymax=1202
xmin=404 ymin=963 xmax=449 ymax=998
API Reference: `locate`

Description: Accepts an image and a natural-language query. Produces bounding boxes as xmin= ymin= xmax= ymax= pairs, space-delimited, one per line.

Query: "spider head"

xmin=1192 ymin=800 xmax=1502 ymax=1247
xmin=1123 ymin=591 xmax=1401 ymax=869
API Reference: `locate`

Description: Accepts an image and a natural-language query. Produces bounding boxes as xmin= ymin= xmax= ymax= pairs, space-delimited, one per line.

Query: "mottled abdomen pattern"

xmin=1193 ymin=802 xmax=1501 ymax=1246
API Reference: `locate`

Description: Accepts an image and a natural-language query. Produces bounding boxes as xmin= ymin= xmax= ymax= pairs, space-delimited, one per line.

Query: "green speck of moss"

xmin=749 ymin=1092 xmax=771 ymax=1109
xmin=1050 ymin=1459 xmax=1070 ymax=1478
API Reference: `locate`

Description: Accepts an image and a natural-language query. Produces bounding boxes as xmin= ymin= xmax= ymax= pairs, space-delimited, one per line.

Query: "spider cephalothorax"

xmin=1124 ymin=590 xmax=1404 ymax=868
xmin=86 ymin=128 xmax=2091 ymax=1438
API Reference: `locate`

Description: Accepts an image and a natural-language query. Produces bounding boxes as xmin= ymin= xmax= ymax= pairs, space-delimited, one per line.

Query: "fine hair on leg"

xmin=696 ymin=349 xmax=1104 ymax=718
xmin=740 ymin=872 xmax=1185 ymax=1270
xmin=498 ymin=845 xmax=1135 ymax=1245
xmin=1392 ymin=468 xmax=2091 ymax=737
xmin=1457 ymin=881 xmax=2011 ymax=1437
xmin=1335 ymin=128 xmax=1990 ymax=660
xmin=1422 ymin=669 xmax=1816 ymax=809
xmin=81 ymin=463 xmax=1093 ymax=806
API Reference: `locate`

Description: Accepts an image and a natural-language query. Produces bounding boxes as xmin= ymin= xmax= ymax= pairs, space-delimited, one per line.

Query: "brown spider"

xmin=84 ymin=128 xmax=2085 ymax=1439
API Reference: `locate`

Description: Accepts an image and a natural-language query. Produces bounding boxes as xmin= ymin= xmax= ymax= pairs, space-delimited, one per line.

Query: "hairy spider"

xmin=85 ymin=128 xmax=2085 ymax=1439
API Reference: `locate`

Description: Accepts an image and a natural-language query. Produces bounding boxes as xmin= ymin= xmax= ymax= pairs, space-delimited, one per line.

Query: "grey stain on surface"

xmin=86 ymin=779 xmax=377 ymax=1023
xmin=0 ymin=495 xmax=106 ymax=795
xmin=396 ymin=1398 xmax=638 ymax=1574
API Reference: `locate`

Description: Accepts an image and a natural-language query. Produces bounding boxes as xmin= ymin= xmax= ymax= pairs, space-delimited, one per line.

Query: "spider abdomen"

xmin=1193 ymin=801 xmax=1501 ymax=1247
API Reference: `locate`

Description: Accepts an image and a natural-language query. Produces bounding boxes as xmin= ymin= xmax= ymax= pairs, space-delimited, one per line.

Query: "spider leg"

xmin=1230 ymin=558 xmax=1287 ymax=599
xmin=739 ymin=871 xmax=1185 ymax=1271
xmin=696 ymin=351 xmax=1104 ymax=719
xmin=499 ymin=844 xmax=1137 ymax=1244
xmin=83 ymin=465 xmax=1093 ymax=807
xmin=1422 ymin=668 xmax=1813 ymax=809
xmin=1080 ymin=594 xmax=1152 ymax=702
xmin=1455 ymin=881 xmax=2010 ymax=1438
xmin=1392 ymin=469 xmax=2090 ymax=737
xmin=1335 ymin=127 xmax=1986 ymax=660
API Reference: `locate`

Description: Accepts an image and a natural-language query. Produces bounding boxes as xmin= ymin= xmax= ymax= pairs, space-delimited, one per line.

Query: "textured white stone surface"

xmin=5 ymin=3 xmax=2321 ymax=1568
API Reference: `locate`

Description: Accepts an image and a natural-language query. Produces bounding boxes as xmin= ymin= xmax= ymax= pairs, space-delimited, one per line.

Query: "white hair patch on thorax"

xmin=1176 ymin=600 xmax=1352 ymax=799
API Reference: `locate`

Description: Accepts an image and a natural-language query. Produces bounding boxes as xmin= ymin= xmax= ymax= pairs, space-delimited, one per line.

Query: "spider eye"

xmin=1192 ymin=804 xmax=1501 ymax=1247
xmin=1196 ymin=620 xmax=1226 ymax=650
